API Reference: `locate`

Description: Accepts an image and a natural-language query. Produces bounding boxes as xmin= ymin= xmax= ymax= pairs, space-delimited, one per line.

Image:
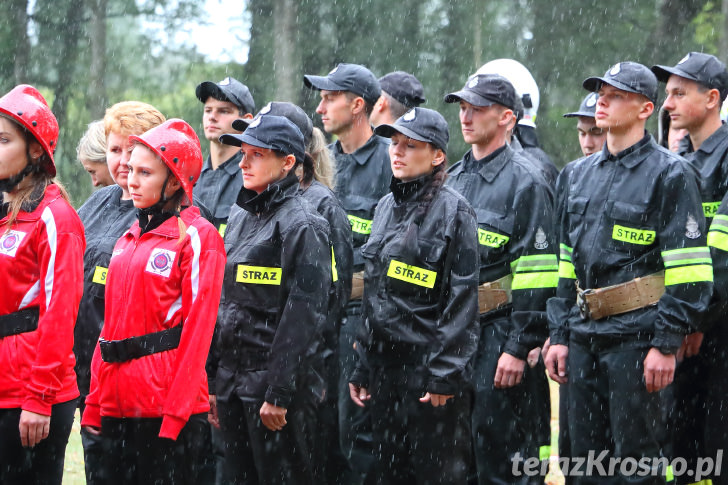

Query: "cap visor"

xmin=563 ymin=111 xmax=595 ymax=118
xmin=196 ymin=82 xmax=224 ymax=103
xmin=583 ymin=76 xmax=643 ymax=97
xmin=238 ymin=133 xmax=276 ymax=151
xmin=218 ymin=133 xmax=245 ymax=147
xmin=303 ymin=75 xmax=347 ymax=92
xmin=651 ymin=65 xmax=697 ymax=84
xmin=443 ymin=90 xmax=495 ymax=107
xmin=231 ymin=118 xmax=251 ymax=131
xmin=374 ymin=123 xmax=431 ymax=145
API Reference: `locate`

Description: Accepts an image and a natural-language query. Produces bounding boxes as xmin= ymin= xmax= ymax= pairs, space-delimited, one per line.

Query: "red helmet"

xmin=0 ymin=84 xmax=59 ymax=175
xmin=129 ymin=118 xmax=202 ymax=205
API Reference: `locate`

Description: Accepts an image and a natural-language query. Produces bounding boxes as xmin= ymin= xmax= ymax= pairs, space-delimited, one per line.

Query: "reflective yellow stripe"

xmin=236 ymin=265 xmax=282 ymax=285
xmin=662 ymin=246 xmax=711 ymax=261
xmin=703 ymin=201 xmax=720 ymax=218
xmin=558 ymin=260 xmax=576 ymax=279
xmin=665 ymin=464 xmax=674 ymax=482
xmin=711 ymin=214 xmax=728 ymax=231
xmin=387 ymin=260 xmax=436 ymax=288
xmin=539 ymin=445 xmax=551 ymax=461
xmin=684 ymin=481 xmax=712 ymax=485
xmin=478 ymin=228 xmax=509 ymax=248
xmin=511 ymin=254 xmax=558 ymax=273
xmin=347 ymin=215 xmax=372 ymax=235
xmin=708 ymin=230 xmax=728 ymax=252
xmin=218 ymin=223 xmax=227 ymax=237
xmin=92 ymin=266 xmax=108 ymax=285
xmin=512 ymin=271 xmax=558 ymax=289
xmin=612 ymin=224 xmax=656 ymax=245
xmin=664 ymin=264 xmax=713 ymax=285
xmin=331 ymin=247 xmax=338 ymax=282
xmin=559 ymin=243 xmax=572 ymax=262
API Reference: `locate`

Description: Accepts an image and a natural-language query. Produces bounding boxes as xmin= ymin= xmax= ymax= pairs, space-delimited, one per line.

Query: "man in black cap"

xmin=195 ymin=76 xmax=255 ymax=235
xmin=564 ymin=93 xmax=607 ymax=157
xmin=545 ymin=62 xmax=712 ymax=484
xmin=370 ymin=71 xmax=426 ymax=127
xmin=652 ymin=52 xmax=728 ymax=484
xmin=304 ymin=62 xmax=390 ymax=484
xmin=444 ymin=73 xmax=557 ymax=484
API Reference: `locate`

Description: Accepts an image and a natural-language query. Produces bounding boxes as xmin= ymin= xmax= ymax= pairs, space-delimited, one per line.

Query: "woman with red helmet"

xmin=81 ymin=119 xmax=226 ymax=484
xmin=0 ymin=85 xmax=85 ymax=484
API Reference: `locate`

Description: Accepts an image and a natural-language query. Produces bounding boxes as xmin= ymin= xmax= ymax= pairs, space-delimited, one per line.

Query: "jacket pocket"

xmin=607 ymin=200 xmax=656 ymax=252
xmin=566 ymin=196 xmax=589 ymax=244
xmin=475 ymin=208 xmax=513 ymax=262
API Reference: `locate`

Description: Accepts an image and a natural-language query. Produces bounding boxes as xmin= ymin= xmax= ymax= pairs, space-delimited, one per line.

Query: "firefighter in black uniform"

xmin=304 ymin=62 xmax=390 ymax=482
xmin=195 ymin=76 xmax=255 ymax=236
xmin=444 ymin=73 xmax=557 ymax=484
xmin=370 ymin=71 xmax=427 ymax=128
xmin=652 ymin=52 xmax=728 ymax=485
xmin=563 ymin=93 xmax=607 ymax=157
xmin=545 ymin=62 xmax=713 ymax=485
xmin=210 ymin=115 xmax=331 ymax=484
xmin=348 ymin=107 xmax=479 ymax=483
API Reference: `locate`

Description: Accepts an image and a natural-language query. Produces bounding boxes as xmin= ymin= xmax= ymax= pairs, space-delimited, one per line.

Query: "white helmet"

xmin=477 ymin=59 xmax=539 ymax=127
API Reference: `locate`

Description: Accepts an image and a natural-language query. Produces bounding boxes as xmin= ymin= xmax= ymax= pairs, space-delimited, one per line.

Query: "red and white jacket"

xmin=82 ymin=206 xmax=225 ymax=440
xmin=0 ymin=184 xmax=85 ymax=415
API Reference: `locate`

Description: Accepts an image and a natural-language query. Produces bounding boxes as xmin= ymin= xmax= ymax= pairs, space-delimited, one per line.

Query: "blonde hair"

xmin=309 ymin=127 xmax=335 ymax=190
xmin=77 ymin=120 xmax=106 ymax=164
xmin=104 ymin=101 xmax=165 ymax=138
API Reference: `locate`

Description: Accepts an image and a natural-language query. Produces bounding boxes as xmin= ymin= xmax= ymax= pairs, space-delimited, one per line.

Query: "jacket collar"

xmin=202 ymin=151 xmax=243 ymax=176
xmin=596 ymin=132 xmax=653 ymax=169
xmin=2 ymin=183 xmax=59 ymax=223
xmin=236 ymin=171 xmax=299 ymax=214
xmin=129 ymin=206 xmax=201 ymax=239
xmin=463 ymin=144 xmax=510 ymax=183
xmin=332 ymin=134 xmax=386 ymax=166
xmin=390 ymin=172 xmax=435 ymax=205
xmin=682 ymin=122 xmax=728 ymax=156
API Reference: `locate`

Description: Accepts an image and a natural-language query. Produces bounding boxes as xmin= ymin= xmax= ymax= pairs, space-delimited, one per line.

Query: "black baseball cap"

xmin=304 ymin=63 xmax=381 ymax=105
xmin=583 ymin=62 xmax=658 ymax=103
xmin=219 ymin=115 xmax=305 ymax=164
xmin=379 ymin=71 xmax=426 ymax=108
xmin=233 ymin=102 xmax=313 ymax=146
xmin=652 ymin=52 xmax=728 ymax=101
xmin=374 ymin=107 xmax=449 ymax=153
xmin=196 ymin=77 xmax=255 ymax=114
xmin=444 ymin=74 xmax=518 ymax=111
xmin=564 ymin=93 xmax=599 ymax=118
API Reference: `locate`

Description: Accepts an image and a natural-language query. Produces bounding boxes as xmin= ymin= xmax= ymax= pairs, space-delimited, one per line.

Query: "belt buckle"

xmin=576 ymin=286 xmax=592 ymax=321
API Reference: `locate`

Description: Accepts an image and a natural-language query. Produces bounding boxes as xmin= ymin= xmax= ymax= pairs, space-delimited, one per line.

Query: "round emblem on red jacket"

xmin=2 ymin=234 xmax=18 ymax=250
xmin=153 ymin=252 xmax=172 ymax=271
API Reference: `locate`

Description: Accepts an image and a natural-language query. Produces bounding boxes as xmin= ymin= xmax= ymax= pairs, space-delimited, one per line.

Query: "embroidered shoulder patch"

xmin=145 ymin=248 xmax=176 ymax=277
xmin=0 ymin=230 xmax=26 ymax=257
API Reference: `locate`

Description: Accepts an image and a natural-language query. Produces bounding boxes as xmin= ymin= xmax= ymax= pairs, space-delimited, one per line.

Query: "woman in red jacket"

xmin=0 ymin=85 xmax=85 ymax=485
xmin=81 ymin=119 xmax=226 ymax=484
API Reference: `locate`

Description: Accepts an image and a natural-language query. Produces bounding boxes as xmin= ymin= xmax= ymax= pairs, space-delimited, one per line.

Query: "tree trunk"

xmin=12 ymin=0 xmax=30 ymax=84
xmin=273 ymin=0 xmax=300 ymax=103
xmin=87 ymin=0 xmax=108 ymax=119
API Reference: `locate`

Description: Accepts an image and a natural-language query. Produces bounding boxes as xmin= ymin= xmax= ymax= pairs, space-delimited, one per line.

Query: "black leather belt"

xmin=0 ymin=307 xmax=39 ymax=338
xmin=100 ymin=324 xmax=182 ymax=363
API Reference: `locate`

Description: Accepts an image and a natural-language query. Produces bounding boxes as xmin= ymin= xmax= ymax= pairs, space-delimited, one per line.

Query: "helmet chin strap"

xmin=0 ymin=155 xmax=41 ymax=193
xmin=138 ymin=173 xmax=180 ymax=230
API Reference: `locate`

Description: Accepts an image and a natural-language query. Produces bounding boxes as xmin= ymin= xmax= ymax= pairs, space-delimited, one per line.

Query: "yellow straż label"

xmin=478 ymin=228 xmax=509 ymax=248
xmin=703 ymin=202 xmax=720 ymax=218
xmin=612 ymin=224 xmax=655 ymax=245
xmin=236 ymin=265 xmax=282 ymax=285
xmin=331 ymin=247 xmax=338 ymax=282
xmin=92 ymin=266 xmax=108 ymax=285
xmin=387 ymin=260 xmax=437 ymax=288
xmin=347 ymin=215 xmax=373 ymax=235
xmin=218 ymin=223 xmax=227 ymax=237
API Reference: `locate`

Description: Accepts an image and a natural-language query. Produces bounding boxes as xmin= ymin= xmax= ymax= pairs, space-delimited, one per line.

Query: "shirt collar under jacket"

xmin=236 ymin=170 xmax=299 ymax=215
xmin=201 ymin=151 xmax=244 ymax=176
xmin=596 ymin=131 xmax=653 ymax=169
xmin=390 ymin=172 xmax=436 ymax=205
xmin=682 ymin=122 xmax=728 ymax=156
xmin=463 ymin=144 xmax=510 ymax=183
xmin=332 ymin=133 xmax=387 ymax=166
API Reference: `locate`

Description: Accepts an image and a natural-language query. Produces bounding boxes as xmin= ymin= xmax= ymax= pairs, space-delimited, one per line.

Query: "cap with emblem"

xmin=583 ymin=62 xmax=658 ymax=104
xmin=219 ymin=115 xmax=305 ymax=164
xmin=379 ymin=71 xmax=426 ymax=108
xmin=564 ymin=93 xmax=599 ymax=118
xmin=652 ymin=52 xmax=728 ymax=101
xmin=444 ymin=74 xmax=518 ymax=111
xmin=232 ymin=102 xmax=313 ymax=146
xmin=374 ymin=107 xmax=448 ymax=153
xmin=196 ymin=77 xmax=255 ymax=114
xmin=304 ymin=63 xmax=381 ymax=105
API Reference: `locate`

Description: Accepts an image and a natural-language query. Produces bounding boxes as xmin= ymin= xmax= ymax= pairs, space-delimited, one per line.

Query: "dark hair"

xmin=382 ymin=92 xmax=409 ymax=120
xmin=344 ymin=91 xmax=375 ymax=117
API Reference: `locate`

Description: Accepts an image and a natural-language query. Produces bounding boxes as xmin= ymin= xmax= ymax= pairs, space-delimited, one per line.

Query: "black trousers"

xmin=0 ymin=398 xmax=77 ymax=485
xmin=218 ymin=392 xmax=316 ymax=485
xmin=471 ymin=320 xmax=550 ymax=485
xmin=568 ymin=340 xmax=666 ymax=485
xmin=368 ymin=363 xmax=472 ymax=484
xmin=99 ymin=413 xmax=209 ymax=485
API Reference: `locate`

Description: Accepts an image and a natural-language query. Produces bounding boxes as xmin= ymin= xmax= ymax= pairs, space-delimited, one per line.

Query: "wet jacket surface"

xmin=350 ymin=175 xmax=479 ymax=395
xmin=514 ymin=125 xmax=559 ymax=187
xmin=330 ymin=134 xmax=392 ymax=271
xmin=447 ymin=144 xmax=557 ymax=359
xmin=194 ymin=152 xmax=243 ymax=235
xmin=548 ymin=134 xmax=713 ymax=352
xmin=75 ymin=185 xmax=136 ymax=398
xmin=212 ymin=172 xmax=331 ymax=408
xmin=81 ymin=206 xmax=225 ymax=440
xmin=0 ymin=184 xmax=85 ymax=415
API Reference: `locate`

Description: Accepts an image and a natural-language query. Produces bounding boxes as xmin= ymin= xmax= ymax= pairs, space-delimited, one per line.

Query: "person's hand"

xmin=349 ymin=383 xmax=370 ymax=408
xmin=541 ymin=337 xmax=551 ymax=361
xmin=527 ymin=347 xmax=542 ymax=368
xmin=19 ymin=410 xmax=50 ymax=447
xmin=208 ymin=395 xmax=220 ymax=429
xmin=259 ymin=402 xmax=287 ymax=432
xmin=82 ymin=425 xmax=101 ymax=436
xmin=544 ymin=344 xmax=569 ymax=384
xmin=494 ymin=353 xmax=526 ymax=388
xmin=644 ymin=347 xmax=676 ymax=393
xmin=419 ymin=393 xmax=453 ymax=407
xmin=676 ymin=332 xmax=704 ymax=362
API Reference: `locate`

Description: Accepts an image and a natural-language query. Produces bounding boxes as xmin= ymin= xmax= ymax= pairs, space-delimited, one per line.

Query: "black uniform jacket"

xmin=330 ymin=134 xmax=392 ymax=271
xmin=75 ymin=185 xmax=136 ymax=398
xmin=548 ymin=134 xmax=713 ymax=352
xmin=447 ymin=144 xmax=557 ymax=359
xmin=351 ymin=174 xmax=479 ymax=396
xmin=194 ymin=151 xmax=243 ymax=235
xmin=212 ymin=172 xmax=331 ymax=408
